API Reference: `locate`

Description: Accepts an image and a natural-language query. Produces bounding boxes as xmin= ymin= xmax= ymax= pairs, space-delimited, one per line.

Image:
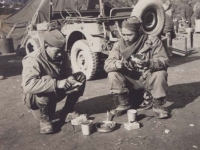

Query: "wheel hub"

xmin=77 ymin=51 xmax=88 ymax=70
xmin=142 ymin=9 xmax=157 ymax=31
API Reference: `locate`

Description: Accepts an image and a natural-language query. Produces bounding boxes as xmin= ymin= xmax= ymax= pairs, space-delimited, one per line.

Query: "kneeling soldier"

xmin=22 ymin=29 xmax=86 ymax=134
xmin=104 ymin=17 xmax=169 ymax=119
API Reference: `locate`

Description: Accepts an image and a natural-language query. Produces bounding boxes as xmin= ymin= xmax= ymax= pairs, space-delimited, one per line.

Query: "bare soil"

xmin=0 ymin=34 xmax=200 ymax=150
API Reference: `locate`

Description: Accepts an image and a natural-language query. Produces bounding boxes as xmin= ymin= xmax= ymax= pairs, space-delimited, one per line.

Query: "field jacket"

xmin=22 ymin=48 xmax=70 ymax=95
xmin=104 ymin=35 xmax=169 ymax=78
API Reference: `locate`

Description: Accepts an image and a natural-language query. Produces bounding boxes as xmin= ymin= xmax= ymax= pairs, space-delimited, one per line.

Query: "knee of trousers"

xmin=150 ymin=71 xmax=168 ymax=97
xmin=108 ymin=72 xmax=126 ymax=83
xmin=35 ymin=95 xmax=52 ymax=105
xmin=108 ymin=72 xmax=128 ymax=94
xmin=152 ymin=70 xmax=168 ymax=82
xmin=24 ymin=94 xmax=53 ymax=110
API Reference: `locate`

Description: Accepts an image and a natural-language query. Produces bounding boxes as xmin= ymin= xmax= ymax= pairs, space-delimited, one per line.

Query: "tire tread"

xmin=71 ymin=39 xmax=99 ymax=80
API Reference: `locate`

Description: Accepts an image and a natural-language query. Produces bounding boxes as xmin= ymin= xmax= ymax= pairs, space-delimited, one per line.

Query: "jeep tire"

xmin=131 ymin=0 xmax=165 ymax=36
xmin=70 ymin=40 xmax=99 ymax=80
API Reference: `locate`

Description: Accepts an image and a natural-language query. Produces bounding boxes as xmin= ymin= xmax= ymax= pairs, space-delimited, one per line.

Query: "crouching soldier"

xmin=104 ymin=17 xmax=169 ymax=119
xmin=22 ymin=29 xmax=86 ymax=134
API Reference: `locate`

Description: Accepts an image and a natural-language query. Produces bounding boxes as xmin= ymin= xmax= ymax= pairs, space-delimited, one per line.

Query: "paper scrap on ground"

xmin=193 ymin=145 xmax=198 ymax=149
xmin=164 ymin=129 xmax=170 ymax=134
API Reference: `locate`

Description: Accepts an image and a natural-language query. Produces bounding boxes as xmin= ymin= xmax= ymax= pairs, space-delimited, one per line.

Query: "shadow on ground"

xmin=167 ymin=82 xmax=200 ymax=112
xmin=68 ymin=82 xmax=200 ymax=120
xmin=52 ymin=94 xmax=114 ymax=133
xmin=76 ymin=94 xmax=114 ymax=116
xmin=53 ymin=92 xmax=147 ymax=133
xmin=170 ymin=50 xmax=200 ymax=68
xmin=27 ymin=81 xmax=200 ymax=134
xmin=0 ymin=54 xmax=23 ymax=78
xmin=93 ymin=70 xmax=108 ymax=80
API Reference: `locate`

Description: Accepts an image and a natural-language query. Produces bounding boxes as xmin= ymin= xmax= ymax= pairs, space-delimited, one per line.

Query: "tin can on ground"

xmin=127 ymin=109 xmax=137 ymax=123
xmin=81 ymin=120 xmax=93 ymax=136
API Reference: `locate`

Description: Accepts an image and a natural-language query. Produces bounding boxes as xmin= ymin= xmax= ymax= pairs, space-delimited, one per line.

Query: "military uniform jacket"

xmin=104 ymin=35 xmax=169 ymax=75
xmin=22 ymin=48 xmax=70 ymax=95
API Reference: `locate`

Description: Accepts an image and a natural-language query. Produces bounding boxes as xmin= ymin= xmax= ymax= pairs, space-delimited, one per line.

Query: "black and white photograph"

xmin=0 ymin=0 xmax=200 ymax=149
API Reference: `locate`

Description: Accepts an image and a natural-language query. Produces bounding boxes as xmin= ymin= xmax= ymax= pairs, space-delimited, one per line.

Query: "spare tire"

xmin=131 ymin=0 xmax=165 ymax=36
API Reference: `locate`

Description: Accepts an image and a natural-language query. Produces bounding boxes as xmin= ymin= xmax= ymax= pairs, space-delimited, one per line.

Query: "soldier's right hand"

xmin=115 ymin=60 xmax=124 ymax=69
xmin=56 ymin=79 xmax=71 ymax=89
xmin=67 ymin=76 xmax=83 ymax=88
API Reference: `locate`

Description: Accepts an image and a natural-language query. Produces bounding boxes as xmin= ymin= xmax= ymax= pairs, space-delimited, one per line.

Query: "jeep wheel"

xmin=131 ymin=0 xmax=165 ymax=36
xmin=70 ymin=40 xmax=99 ymax=80
xmin=25 ymin=38 xmax=40 ymax=54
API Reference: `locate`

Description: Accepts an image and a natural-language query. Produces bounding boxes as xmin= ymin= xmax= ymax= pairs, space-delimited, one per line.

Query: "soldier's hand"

xmin=115 ymin=60 xmax=124 ymax=69
xmin=57 ymin=79 xmax=71 ymax=89
xmin=71 ymin=82 xmax=82 ymax=88
xmin=136 ymin=58 xmax=150 ymax=69
xmin=67 ymin=76 xmax=83 ymax=88
xmin=66 ymin=76 xmax=78 ymax=85
xmin=57 ymin=75 xmax=84 ymax=90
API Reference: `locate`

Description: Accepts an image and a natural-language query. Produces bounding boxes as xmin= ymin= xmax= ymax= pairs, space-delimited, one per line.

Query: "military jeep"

xmin=22 ymin=0 xmax=165 ymax=80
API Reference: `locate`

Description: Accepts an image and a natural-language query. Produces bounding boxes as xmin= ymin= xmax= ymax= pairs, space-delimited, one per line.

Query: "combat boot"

xmin=38 ymin=103 xmax=53 ymax=134
xmin=110 ymin=92 xmax=132 ymax=116
xmin=153 ymin=98 xmax=169 ymax=119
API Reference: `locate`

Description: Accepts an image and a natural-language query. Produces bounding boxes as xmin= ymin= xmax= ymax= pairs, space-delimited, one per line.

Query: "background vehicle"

xmin=1 ymin=0 xmax=165 ymax=80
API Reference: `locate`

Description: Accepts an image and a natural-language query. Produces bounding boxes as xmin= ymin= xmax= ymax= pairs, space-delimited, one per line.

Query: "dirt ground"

xmin=1 ymin=34 xmax=200 ymax=150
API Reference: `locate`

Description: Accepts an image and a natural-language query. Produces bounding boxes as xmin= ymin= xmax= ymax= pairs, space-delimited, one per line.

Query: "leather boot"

xmin=110 ymin=92 xmax=132 ymax=116
xmin=153 ymin=98 xmax=169 ymax=119
xmin=38 ymin=103 xmax=53 ymax=134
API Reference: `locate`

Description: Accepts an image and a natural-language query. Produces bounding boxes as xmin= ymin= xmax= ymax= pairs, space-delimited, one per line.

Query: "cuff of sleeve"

xmin=56 ymin=80 xmax=71 ymax=89
xmin=145 ymin=59 xmax=150 ymax=68
xmin=56 ymin=80 xmax=60 ymax=89
xmin=53 ymin=79 xmax=58 ymax=94
xmin=114 ymin=61 xmax=120 ymax=70
xmin=149 ymin=59 xmax=153 ymax=69
xmin=114 ymin=63 xmax=118 ymax=70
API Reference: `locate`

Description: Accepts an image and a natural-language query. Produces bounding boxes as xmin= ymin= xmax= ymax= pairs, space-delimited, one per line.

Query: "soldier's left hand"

xmin=66 ymin=76 xmax=82 ymax=88
xmin=66 ymin=76 xmax=77 ymax=85
xmin=71 ymin=82 xmax=82 ymax=88
xmin=136 ymin=58 xmax=150 ymax=69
